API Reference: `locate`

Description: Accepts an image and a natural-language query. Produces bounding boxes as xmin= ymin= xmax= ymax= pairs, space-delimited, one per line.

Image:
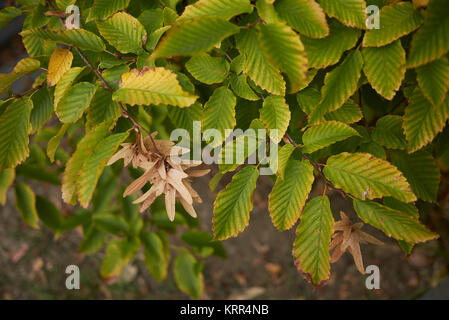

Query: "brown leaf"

xmin=179 ymin=196 xmax=197 ymax=218
xmin=187 ymin=169 xmax=211 ymax=177
xmin=329 ymin=211 xmax=383 ymax=274
xmin=10 ymin=243 xmax=29 ymax=263
xmin=165 ymin=186 xmax=176 ymax=221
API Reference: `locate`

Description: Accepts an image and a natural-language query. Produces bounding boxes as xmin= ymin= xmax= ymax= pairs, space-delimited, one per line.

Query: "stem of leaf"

xmin=284 ymin=132 xmax=347 ymax=199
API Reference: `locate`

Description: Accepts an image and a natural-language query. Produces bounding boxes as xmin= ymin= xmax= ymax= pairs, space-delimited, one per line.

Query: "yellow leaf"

xmin=113 ymin=67 xmax=198 ymax=107
xmin=47 ymin=48 xmax=73 ymax=87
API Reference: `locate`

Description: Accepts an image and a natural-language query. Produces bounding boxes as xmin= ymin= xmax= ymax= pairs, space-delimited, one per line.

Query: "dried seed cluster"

xmin=330 ymin=211 xmax=384 ymax=274
xmin=108 ymin=132 xmax=210 ymax=221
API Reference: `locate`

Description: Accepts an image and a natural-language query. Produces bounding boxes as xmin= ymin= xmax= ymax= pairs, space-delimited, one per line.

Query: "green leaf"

xmin=121 ymin=194 xmax=138 ymax=224
xmin=62 ymin=124 xmax=109 ymax=205
xmin=21 ymin=31 xmax=56 ymax=58
xmin=138 ymin=9 xmax=164 ymax=34
xmin=258 ymin=22 xmax=308 ymax=93
xmin=14 ymin=183 xmax=39 ymax=229
xmin=309 ymin=50 xmax=363 ymax=124
xmin=256 ymin=0 xmax=283 ymax=24
xmin=47 ymin=124 xmax=69 ymax=163
xmin=120 ymin=237 xmax=140 ymax=261
xmin=181 ymin=229 xmax=227 ymax=259
xmin=54 ymin=67 xmax=85 ymax=108
xmin=353 ymin=199 xmax=438 ymax=243
xmin=303 ymin=121 xmax=359 ymax=154
xmin=297 ymin=87 xmax=321 ymax=115
xmin=0 ymin=168 xmax=14 ymax=205
xmin=384 ymin=196 xmax=419 ymax=255
xmin=0 ymin=98 xmax=33 ymax=170
xmin=185 ymin=53 xmax=229 ymax=84
xmin=371 ymin=115 xmax=407 ymax=150
xmin=178 ymin=0 xmax=253 ymax=21
xmin=293 ymin=195 xmax=334 ymax=286
xmin=16 ymin=165 xmax=61 ymax=186
xmin=102 ymin=64 xmax=130 ymax=92
xmin=91 ymin=169 xmax=118 ymax=214
xmin=236 ymin=28 xmax=286 ymax=96
xmin=275 ymin=0 xmax=329 ymax=39
xmin=269 ymin=160 xmax=314 ymax=231
xmin=113 ymin=67 xmax=198 ymax=107
xmin=35 ymin=195 xmax=64 ymax=232
xmin=202 ymin=87 xmax=236 ymax=147
xmin=145 ymin=26 xmax=171 ymax=51
xmin=174 ymin=249 xmax=204 ymax=299
xmin=362 ymin=40 xmax=406 ymax=100
xmin=141 ymin=230 xmax=169 ymax=281
xmin=28 ymin=29 xmax=106 ymax=52
xmin=324 ymin=100 xmax=362 ymax=124
xmin=97 ymin=12 xmax=146 ymax=54
xmin=30 ymin=86 xmax=54 ymax=133
xmin=101 ymin=239 xmax=126 ymax=280
xmin=93 ymin=213 xmax=129 ymax=235
xmin=87 ymin=0 xmax=130 ymax=22
xmin=167 ymin=103 xmax=204 ymax=132
xmin=416 ymin=57 xmax=449 ymax=107
xmin=151 ymin=16 xmax=240 ymax=59
xmin=56 ymin=82 xmax=96 ymax=123
xmin=79 ymin=227 xmax=107 ymax=254
xmin=209 ymin=172 xmax=224 ymax=192
xmin=77 ymin=132 xmax=129 ymax=208
xmin=324 ymin=152 xmax=417 ymax=202
xmin=363 ymin=2 xmax=423 ymax=47
xmin=163 ymin=7 xmax=179 ymax=25
xmin=0 ymin=6 xmax=22 ymax=29
xmin=86 ymin=87 xmax=121 ymax=129
xmin=94 ymin=170 xmax=119 ymax=214
xmin=218 ymin=119 xmax=263 ymax=174
xmin=213 ymin=166 xmax=259 ymax=240
xmin=398 ymin=241 xmax=415 ymax=256
xmin=407 ymin=0 xmax=449 ymax=68
xmin=0 ymin=58 xmax=40 ymax=94
xmin=55 ymin=0 xmax=76 ymax=10
xmin=276 ymin=143 xmax=295 ymax=180
xmin=390 ymin=150 xmax=440 ymax=203
xmin=383 ymin=197 xmax=419 ymax=219
xmin=403 ymin=89 xmax=449 ymax=153
xmin=61 ymin=209 xmax=90 ymax=232
xmin=259 ymin=95 xmax=291 ymax=144
xmin=318 ymin=0 xmax=366 ymax=29
xmin=230 ymin=74 xmax=260 ymax=101
xmin=230 ymin=54 xmax=245 ymax=74
xmin=301 ymin=20 xmax=360 ymax=69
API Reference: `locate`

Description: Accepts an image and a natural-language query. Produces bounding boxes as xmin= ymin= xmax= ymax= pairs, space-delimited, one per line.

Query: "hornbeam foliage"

xmin=0 ymin=0 xmax=446 ymax=297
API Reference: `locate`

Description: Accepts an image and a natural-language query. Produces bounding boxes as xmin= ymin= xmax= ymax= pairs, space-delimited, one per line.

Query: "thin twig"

xmin=247 ymin=18 xmax=263 ymax=29
xmin=223 ymin=51 xmax=232 ymax=62
xmin=104 ymin=49 xmax=137 ymax=61
xmin=14 ymin=84 xmax=43 ymax=98
xmin=284 ymin=132 xmax=347 ymax=199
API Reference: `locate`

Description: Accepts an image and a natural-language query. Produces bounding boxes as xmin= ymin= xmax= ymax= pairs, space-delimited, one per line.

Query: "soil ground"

xmin=0 ymin=171 xmax=447 ymax=300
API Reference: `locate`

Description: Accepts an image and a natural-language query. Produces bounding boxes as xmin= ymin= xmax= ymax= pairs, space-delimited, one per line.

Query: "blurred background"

xmin=1 ymin=0 xmax=449 ymax=300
